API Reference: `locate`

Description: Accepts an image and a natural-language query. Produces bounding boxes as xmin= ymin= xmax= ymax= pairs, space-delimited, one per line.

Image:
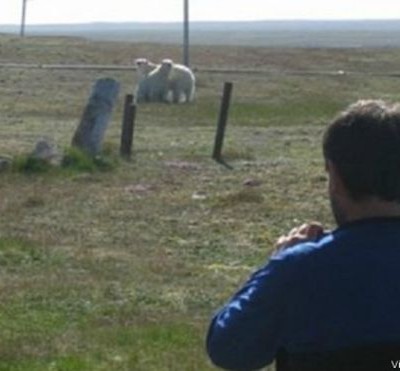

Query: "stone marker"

xmin=72 ymin=78 xmax=120 ymax=155
xmin=0 ymin=156 xmax=12 ymax=172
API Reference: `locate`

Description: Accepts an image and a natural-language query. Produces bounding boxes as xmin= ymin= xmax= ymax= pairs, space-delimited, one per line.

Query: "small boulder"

xmin=0 ymin=155 xmax=12 ymax=172
xmin=31 ymin=138 xmax=61 ymax=165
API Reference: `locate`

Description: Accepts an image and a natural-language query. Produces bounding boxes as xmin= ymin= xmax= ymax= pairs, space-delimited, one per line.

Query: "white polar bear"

xmin=134 ymin=58 xmax=157 ymax=80
xmin=136 ymin=60 xmax=172 ymax=103
xmin=162 ymin=59 xmax=196 ymax=103
xmin=134 ymin=57 xmax=196 ymax=103
xmin=134 ymin=58 xmax=158 ymax=102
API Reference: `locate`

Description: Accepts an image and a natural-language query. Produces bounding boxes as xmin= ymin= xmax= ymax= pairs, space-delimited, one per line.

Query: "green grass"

xmin=61 ymin=147 xmax=118 ymax=173
xmin=1 ymin=34 xmax=400 ymax=370
xmin=12 ymin=155 xmax=54 ymax=174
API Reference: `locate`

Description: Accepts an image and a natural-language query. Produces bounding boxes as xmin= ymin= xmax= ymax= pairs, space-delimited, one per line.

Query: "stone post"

xmin=72 ymin=78 xmax=120 ymax=155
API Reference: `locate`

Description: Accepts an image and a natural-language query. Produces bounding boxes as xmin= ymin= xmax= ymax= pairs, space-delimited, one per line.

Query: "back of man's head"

xmin=323 ymin=100 xmax=400 ymax=202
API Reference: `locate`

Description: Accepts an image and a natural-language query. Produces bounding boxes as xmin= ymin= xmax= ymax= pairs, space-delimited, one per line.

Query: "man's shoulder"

xmin=276 ymin=233 xmax=334 ymax=258
xmin=256 ymin=234 xmax=342 ymax=290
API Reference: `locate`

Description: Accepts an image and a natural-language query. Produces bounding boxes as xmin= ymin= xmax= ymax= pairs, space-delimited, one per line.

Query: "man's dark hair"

xmin=323 ymin=100 xmax=400 ymax=202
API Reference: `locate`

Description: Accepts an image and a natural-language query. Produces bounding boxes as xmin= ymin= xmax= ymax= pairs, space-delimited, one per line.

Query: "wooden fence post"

xmin=72 ymin=78 xmax=120 ymax=156
xmin=212 ymin=82 xmax=233 ymax=162
xmin=120 ymin=94 xmax=137 ymax=159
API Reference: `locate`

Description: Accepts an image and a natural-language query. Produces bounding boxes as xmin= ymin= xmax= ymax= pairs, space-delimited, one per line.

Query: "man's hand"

xmin=275 ymin=222 xmax=325 ymax=252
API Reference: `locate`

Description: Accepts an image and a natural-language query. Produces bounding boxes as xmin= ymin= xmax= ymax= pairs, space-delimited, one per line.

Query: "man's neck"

xmin=346 ymin=198 xmax=400 ymax=224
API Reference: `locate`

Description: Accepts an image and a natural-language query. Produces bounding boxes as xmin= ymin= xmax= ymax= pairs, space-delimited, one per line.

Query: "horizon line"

xmin=2 ymin=18 xmax=400 ymax=27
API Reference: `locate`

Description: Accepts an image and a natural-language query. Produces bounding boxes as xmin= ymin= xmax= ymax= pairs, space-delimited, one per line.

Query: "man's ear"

xmin=326 ymin=160 xmax=348 ymax=198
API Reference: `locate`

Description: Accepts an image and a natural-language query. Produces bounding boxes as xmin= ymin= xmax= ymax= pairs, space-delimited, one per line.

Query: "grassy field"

xmin=1 ymin=34 xmax=400 ymax=370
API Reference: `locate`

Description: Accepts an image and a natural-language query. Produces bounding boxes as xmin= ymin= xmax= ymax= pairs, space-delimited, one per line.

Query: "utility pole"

xmin=183 ymin=0 xmax=189 ymax=67
xmin=20 ymin=0 xmax=27 ymax=37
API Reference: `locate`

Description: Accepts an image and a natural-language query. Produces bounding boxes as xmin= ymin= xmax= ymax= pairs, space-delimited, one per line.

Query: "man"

xmin=206 ymin=100 xmax=400 ymax=370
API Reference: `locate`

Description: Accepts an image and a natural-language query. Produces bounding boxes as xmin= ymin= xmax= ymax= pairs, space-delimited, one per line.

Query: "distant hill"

xmin=2 ymin=20 xmax=400 ymax=48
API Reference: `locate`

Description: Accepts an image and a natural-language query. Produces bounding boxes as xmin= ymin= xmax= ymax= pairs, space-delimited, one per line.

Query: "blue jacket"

xmin=206 ymin=217 xmax=400 ymax=370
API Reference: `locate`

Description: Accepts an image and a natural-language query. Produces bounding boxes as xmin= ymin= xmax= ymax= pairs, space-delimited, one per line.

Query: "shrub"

xmin=12 ymin=155 xmax=53 ymax=174
xmin=61 ymin=147 xmax=117 ymax=172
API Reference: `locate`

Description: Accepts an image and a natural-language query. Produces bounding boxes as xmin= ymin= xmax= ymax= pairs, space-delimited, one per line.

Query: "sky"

xmin=2 ymin=0 xmax=400 ymax=25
